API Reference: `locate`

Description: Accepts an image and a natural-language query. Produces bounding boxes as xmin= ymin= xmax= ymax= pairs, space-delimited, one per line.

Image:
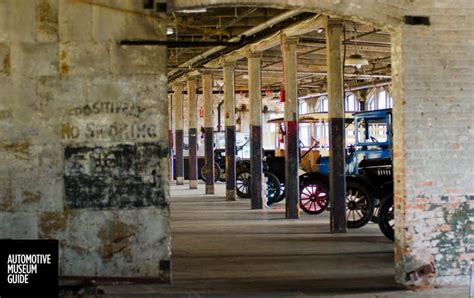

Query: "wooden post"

xmin=187 ymin=77 xmax=198 ymax=189
xmin=326 ymin=18 xmax=347 ymax=233
xmin=223 ymin=61 xmax=237 ymax=201
xmin=202 ymin=71 xmax=215 ymax=194
xmin=173 ymin=82 xmax=185 ymax=185
xmin=283 ymin=35 xmax=299 ymax=219
xmin=248 ymin=52 xmax=264 ymax=208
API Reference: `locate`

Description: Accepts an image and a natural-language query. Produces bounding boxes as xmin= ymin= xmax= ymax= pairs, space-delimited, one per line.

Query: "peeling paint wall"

xmin=391 ymin=1 xmax=474 ymax=287
xmin=0 ymin=0 xmax=170 ymax=280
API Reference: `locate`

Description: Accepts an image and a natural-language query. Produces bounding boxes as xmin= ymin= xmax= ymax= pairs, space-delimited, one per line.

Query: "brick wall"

xmin=392 ymin=1 xmax=474 ymax=287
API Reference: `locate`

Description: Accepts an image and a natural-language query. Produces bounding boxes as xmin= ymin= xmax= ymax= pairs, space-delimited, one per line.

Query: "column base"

xmin=205 ymin=185 xmax=214 ymax=194
xmin=285 ymin=198 xmax=300 ymax=219
xmin=176 ymin=177 xmax=184 ymax=185
xmin=189 ymin=180 xmax=198 ymax=189
xmin=226 ymin=190 xmax=237 ymax=201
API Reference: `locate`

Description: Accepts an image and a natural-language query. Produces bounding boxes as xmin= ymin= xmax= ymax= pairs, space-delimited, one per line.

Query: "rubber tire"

xmin=346 ymin=181 xmax=375 ymax=229
xmin=236 ymin=169 xmax=251 ymax=198
xmin=264 ymin=171 xmax=281 ymax=206
xmin=217 ymin=170 xmax=226 ymax=182
xmin=378 ymin=193 xmax=394 ymax=241
xmin=200 ymin=163 xmax=220 ymax=183
xmin=275 ymin=182 xmax=286 ymax=203
xmin=299 ymin=178 xmax=330 ymax=215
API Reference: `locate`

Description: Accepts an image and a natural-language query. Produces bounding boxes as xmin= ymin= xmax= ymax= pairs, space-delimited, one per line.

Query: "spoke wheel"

xmin=299 ymin=180 xmax=329 ymax=215
xmin=274 ymin=182 xmax=286 ymax=203
xmin=346 ymin=182 xmax=374 ymax=229
xmin=200 ymin=163 xmax=220 ymax=182
xmin=264 ymin=172 xmax=281 ymax=206
xmin=236 ymin=170 xmax=251 ymax=198
xmin=378 ymin=193 xmax=394 ymax=241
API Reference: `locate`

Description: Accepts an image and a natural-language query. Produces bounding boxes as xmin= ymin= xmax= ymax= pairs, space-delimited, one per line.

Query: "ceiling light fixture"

xmin=346 ymin=54 xmax=369 ymax=69
xmin=176 ymin=8 xmax=207 ymax=13
xmin=316 ymin=28 xmax=324 ymax=33
xmin=166 ymin=28 xmax=174 ymax=35
xmin=345 ymin=25 xmax=369 ymax=69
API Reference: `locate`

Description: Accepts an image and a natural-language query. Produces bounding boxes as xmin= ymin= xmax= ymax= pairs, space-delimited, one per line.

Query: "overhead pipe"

xmin=121 ymin=40 xmax=243 ymax=47
xmin=217 ymin=8 xmax=258 ymax=31
xmin=201 ymin=67 xmax=391 ymax=79
xmin=298 ymin=79 xmax=391 ymax=100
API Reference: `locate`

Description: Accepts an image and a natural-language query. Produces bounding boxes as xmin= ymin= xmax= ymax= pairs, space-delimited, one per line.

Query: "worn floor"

xmin=100 ymin=182 xmax=468 ymax=297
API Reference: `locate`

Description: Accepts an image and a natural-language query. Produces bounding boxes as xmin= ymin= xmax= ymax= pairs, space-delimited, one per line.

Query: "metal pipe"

xmin=121 ymin=40 xmax=243 ymax=47
xmin=204 ymin=67 xmax=391 ymax=79
xmin=217 ymin=8 xmax=258 ymax=31
xmin=298 ymin=79 xmax=392 ymax=100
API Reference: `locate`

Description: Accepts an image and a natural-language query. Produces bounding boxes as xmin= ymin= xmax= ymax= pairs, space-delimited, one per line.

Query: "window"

xmin=345 ymin=92 xmax=359 ymax=112
xmin=367 ymin=87 xmax=393 ymax=110
xmin=299 ymin=100 xmax=310 ymax=147
xmin=315 ymin=96 xmax=328 ymax=112
xmin=299 ymin=100 xmax=309 ymax=114
xmin=356 ymin=118 xmax=388 ymax=144
xmin=316 ymin=94 xmax=359 ymax=113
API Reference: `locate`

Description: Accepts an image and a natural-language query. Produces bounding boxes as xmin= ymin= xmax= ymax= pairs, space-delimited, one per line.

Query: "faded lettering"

xmin=64 ymin=143 xmax=168 ymax=209
xmin=61 ymin=122 xmax=157 ymax=141
xmin=66 ymin=101 xmax=146 ymax=118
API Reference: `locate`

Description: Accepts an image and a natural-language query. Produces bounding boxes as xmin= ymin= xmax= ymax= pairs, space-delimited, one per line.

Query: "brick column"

xmin=392 ymin=6 xmax=474 ymax=287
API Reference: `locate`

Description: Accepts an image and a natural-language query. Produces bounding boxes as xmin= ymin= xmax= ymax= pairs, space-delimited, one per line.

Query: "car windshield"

xmin=356 ymin=118 xmax=388 ymax=144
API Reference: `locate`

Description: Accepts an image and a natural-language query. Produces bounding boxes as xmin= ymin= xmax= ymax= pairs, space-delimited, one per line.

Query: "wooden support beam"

xmin=173 ymin=82 xmax=185 ymax=185
xmin=223 ymin=61 xmax=237 ymax=201
xmin=202 ymin=71 xmax=215 ymax=194
xmin=248 ymin=52 xmax=264 ymax=209
xmin=283 ymin=35 xmax=300 ymax=219
xmin=326 ymin=18 xmax=347 ymax=233
xmin=187 ymin=77 xmax=198 ymax=189
xmin=206 ymin=15 xmax=325 ymax=68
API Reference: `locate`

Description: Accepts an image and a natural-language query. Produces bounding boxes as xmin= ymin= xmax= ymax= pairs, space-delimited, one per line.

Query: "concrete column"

xmin=202 ymin=71 xmax=215 ymax=194
xmin=168 ymin=93 xmax=174 ymax=181
xmin=247 ymin=52 xmax=264 ymax=209
xmin=0 ymin=0 xmax=170 ymax=280
xmin=173 ymin=82 xmax=185 ymax=185
xmin=187 ymin=78 xmax=198 ymax=189
xmin=326 ymin=18 xmax=346 ymax=233
xmin=223 ymin=61 xmax=237 ymax=201
xmin=282 ymin=36 xmax=299 ymax=219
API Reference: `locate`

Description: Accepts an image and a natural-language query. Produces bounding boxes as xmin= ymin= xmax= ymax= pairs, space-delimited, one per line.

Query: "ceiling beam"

xmin=205 ymin=14 xmax=326 ymax=68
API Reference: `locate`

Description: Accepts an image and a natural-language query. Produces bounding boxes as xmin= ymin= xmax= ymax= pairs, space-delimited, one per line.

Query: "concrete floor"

xmin=99 ymin=182 xmax=468 ymax=297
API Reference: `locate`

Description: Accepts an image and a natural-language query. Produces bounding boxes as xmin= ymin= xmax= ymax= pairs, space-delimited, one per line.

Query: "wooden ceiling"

xmin=167 ymin=7 xmax=391 ymax=95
